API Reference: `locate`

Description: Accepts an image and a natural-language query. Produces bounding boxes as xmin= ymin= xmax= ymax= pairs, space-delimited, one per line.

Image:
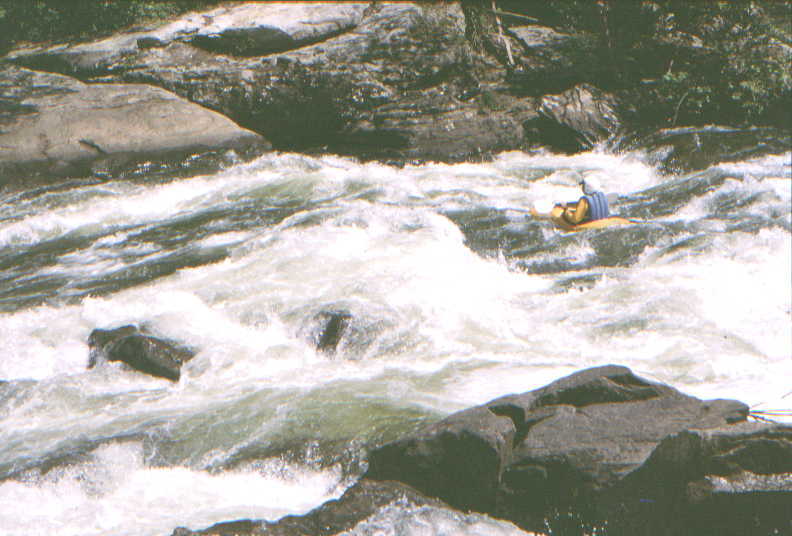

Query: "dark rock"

xmin=316 ymin=310 xmax=353 ymax=354
xmin=136 ymin=37 xmax=165 ymax=50
xmin=87 ymin=325 xmax=196 ymax=382
xmin=605 ymin=423 xmax=792 ymax=536
xmin=616 ymin=125 xmax=792 ymax=175
xmin=365 ymin=365 xmax=763 ymax=533
xmin=170 ymin=479 xmax=446 ymax=535
xmin=0 ymin=65 xmax=269 ymax=186
xmin=87 ymin=325 xmax=139 ymax=368
xmin=296 ymin=303 xmax=398 ymax=360
xmin=523 ymin=83 xmax=622 ymax=153
xmin=6 ymin=3 xmax=540 ymax=164
xmin=507 ymin=25 xmax=599 ymax=95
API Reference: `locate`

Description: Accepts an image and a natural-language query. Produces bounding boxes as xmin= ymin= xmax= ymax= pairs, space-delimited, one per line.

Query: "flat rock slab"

xmin=185 ymin=2 xmax=369 ymax=56
xmin=0 ymin=65 xmax=267 ymax=184
xmin=7 ymin=2 xmax=368 ymax=73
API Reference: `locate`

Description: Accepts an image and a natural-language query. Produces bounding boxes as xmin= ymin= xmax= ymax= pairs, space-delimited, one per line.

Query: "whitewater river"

xmin=0 ymin=147 xmax=789 ymax=535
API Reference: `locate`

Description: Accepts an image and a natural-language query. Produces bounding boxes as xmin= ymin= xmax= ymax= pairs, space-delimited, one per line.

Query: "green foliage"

xmin=505 ymin=0 xmax=791 ymax=128
xmin=643 ymin=0 xmax=792 ymax=127
xmin=0 ymin=0 xmax=223 ymax=53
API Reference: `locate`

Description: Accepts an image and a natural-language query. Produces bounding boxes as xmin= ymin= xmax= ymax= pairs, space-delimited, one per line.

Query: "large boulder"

xmin=0 ymin=65 xmax=268 ymax=185
xmin=363 ymin=365 xmax=791 ymax=534
xmin=605 ymin=422 xmax=792 ymax=536
xmin=87 ymin=325 xmax=196 ymax=382
xmin=6 ymin=3 xmax=540 ymax=164
xmin=163 ymin=366 xmax=789 ymax=535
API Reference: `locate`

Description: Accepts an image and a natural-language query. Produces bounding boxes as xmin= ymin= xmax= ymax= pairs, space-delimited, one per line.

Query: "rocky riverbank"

xmin=1 ymin=3 xmax=789 ymax=535
xmin=170 ymin=365 xmax=792 ymax=536
xmin=3 ymin=1 xmax=789 ymax=187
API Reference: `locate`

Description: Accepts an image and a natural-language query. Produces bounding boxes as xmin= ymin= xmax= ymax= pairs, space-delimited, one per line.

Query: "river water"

xmin=0 ymin=147 xmax=789 ymax=535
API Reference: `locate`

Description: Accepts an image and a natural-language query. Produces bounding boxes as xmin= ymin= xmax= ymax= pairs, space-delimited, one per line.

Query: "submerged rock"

xmin=87 ymin=325 xmax=196 ymax=382
xmin=171 ymin=479 xmax=446 ymax=536
xmin=0 ymin=65 xmax=268 ymax=185
xmin=617 ymin=125 xmax=792 ymax=175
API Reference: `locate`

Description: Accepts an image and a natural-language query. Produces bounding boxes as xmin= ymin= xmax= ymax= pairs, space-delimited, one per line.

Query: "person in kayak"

xmin=551 ymin=178 xmax=610 ymax=226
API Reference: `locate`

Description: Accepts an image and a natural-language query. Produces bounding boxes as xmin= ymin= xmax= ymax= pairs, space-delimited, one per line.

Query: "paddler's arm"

xmin=562 ymin=197 xmax=589 ymax=224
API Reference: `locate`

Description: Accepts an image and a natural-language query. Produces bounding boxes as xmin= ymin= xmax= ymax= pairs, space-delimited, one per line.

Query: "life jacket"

xmin=583 ymin=191 xmax=609 ymax=221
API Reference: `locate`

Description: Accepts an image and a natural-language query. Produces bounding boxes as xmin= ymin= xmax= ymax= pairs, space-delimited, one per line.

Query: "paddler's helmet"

xmin=579 ymin=177 xmax=597 ymax=195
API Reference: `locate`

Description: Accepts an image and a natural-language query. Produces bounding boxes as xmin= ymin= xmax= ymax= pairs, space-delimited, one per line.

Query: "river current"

xmin=0 ymin=147 xmax=789 ymax=535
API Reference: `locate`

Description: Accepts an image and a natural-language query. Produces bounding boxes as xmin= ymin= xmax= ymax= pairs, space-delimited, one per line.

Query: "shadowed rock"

xmin=163 ymin=366 xmax=789 ymax=535
xmin=88 ymin=325 xmax=196 ymax=382
xmin=364 ymin=365 xmax=772 ymax=533
xmin=524 ymin=83 xmax=622 ymax=153
xmin=605 ymin=422 xmax=792 ymax=536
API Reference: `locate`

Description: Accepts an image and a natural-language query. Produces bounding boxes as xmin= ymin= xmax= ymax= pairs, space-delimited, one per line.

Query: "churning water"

xmin=0 ymin=147 xmax=789 ymax=535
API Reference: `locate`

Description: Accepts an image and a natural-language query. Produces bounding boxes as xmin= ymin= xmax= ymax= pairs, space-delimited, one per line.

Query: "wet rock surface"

xmin=364 ymin=365 xmax=791 ymax=535
xmin=171 ymin=479 xmax=446 ymax=536
xmin=5 ymin=2 xmax=785 ymax=179
xmin=166 ymin=366 xmax=791 ymax=535
xmin=88 ymin=325 xmax=196 ymax=381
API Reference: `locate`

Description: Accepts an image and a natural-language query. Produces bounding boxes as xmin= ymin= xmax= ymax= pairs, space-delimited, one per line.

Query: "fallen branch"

xmin=485 ymin=8 xmax=540 ymax=24
xmin=492 ymin=0 xmax=514 ymax=66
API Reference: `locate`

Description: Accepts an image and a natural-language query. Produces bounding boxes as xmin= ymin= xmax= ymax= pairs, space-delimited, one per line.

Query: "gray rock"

xmin=164 ymin=366 xmax=789 ymax=535
xmin=616 ymin=125 xmax=792 ymax=175
xmin=524 ymin=83 xmax=622 ymax=153
xmin=6 ymin=3 xmax=540 ymax=164
xmin=187 ymin=2 xmax=369 ymax=57
xmin=6 ymin=3 xmax=369 ymax=72
xmin=511 ymin=25 xmax=571 ymax=49
xmin=0 ymin=65 xmax=269 ymax=185
xmin=87 ymin=325 xmax=196 ymax=382
xmin=364 ymin=365 xmax=766 ymax=533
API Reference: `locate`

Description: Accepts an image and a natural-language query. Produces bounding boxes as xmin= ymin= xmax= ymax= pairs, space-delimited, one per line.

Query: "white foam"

xmin=0 ymin=442 xmax=345 ymax=536
xmin=1 ymin=148 xmax=790 ymax=536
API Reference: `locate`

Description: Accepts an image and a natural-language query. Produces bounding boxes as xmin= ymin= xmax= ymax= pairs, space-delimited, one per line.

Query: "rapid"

xmin=0 ymin=146 xmax=790 ymax=535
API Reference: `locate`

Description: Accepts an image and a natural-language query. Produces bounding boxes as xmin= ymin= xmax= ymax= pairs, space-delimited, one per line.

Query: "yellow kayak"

xmin=528 ymin=205 xmax=642 ymax=232
xmin=551 ymin=215 xmax=641 ymax=233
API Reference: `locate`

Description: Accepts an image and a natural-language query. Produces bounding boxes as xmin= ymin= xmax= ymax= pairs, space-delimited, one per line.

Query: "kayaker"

xmin=552 ymin=178 xmax=610 ymax=226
